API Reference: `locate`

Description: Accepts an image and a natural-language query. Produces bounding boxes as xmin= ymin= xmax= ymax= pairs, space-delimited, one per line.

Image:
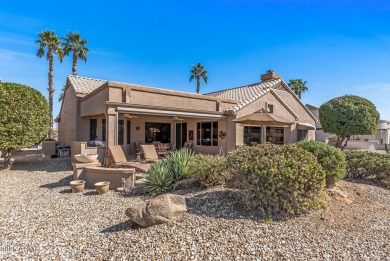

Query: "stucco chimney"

xmin=261 ymin=70 xmax=281 ymax=81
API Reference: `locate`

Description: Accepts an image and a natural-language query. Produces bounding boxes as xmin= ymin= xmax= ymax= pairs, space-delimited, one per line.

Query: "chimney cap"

xmin=261 ymin=70 xmax=281 ymax=82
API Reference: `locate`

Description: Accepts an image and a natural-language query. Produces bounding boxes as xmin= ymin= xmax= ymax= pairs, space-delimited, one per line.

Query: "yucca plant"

xmin=165 ymin=148 xmax=194 ymax=180
xmin=144 ymin=161 xmax=174 ymax=196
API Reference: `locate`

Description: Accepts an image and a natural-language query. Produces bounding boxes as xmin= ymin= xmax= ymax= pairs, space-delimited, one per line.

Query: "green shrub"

xmin=165 ymin=148 xmax=194 ymax=180
xmin=227 ymin=145 xmax=326 ymax=218
xmin=187 ymin=154 xmax=228 ymax=188
xmin=345 ymin=151 xmax=390 ymax=188
xmin=297 ymin=140 xmax=346 ymax=187
xmin=144 ymin=161 xmax=173 ymax=196
xmin=319 ymin=95 xmax=380 ymax=148
xmin=144 ymin=148 xmax=194 ymax=195
xmin=0 ymin=82 xmax=50 ymax=167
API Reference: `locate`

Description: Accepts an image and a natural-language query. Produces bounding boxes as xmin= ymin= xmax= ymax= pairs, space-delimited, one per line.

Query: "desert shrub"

xmin=165 ymin=148 xmax=194 ymax=180
xmin=144 ymin=148 xmax=194 ymax=195
xmin=297 ymin=140 xmax=346 ymax=187
xmin=144 ymin=161 xmax=173 ymax=196
xmin=227 ymin=145 xmax=326 ymax=218
xmin=187 ymin=154 xmax=228 ymax=188
xmin=345 ymin=151 xmax=390 ymax=188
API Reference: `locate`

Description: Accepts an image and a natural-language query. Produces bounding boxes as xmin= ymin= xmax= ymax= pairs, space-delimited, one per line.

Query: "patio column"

xmin=261 ymin=126 xmax=266 ymax=145
xmin=106 ymin=108 xmax=118 ymax=146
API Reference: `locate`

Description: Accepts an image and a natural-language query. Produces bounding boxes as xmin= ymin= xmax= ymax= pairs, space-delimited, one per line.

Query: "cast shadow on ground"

xmin=10 ymin=157 xmax=72 ymax=172
xmin=40 ymin=175 xmax=73 ymax=189
xmin=182 ymin=189 xmax=266 ymax=221
xmin=346 ymin=178 xmax=386 ymax=189
xmin=100 ymin=220 xmax=139 ymax=233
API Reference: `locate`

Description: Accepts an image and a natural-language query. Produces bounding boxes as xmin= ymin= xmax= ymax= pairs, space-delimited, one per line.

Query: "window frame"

xmin=196 ymin=121 xmax=218 ymax=146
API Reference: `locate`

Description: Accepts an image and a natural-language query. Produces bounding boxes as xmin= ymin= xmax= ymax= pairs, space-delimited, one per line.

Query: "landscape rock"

xmin=173 ymin=178 xmax=200 ymax=190
xmin=125 ymin=193 xmax=187 ymax=227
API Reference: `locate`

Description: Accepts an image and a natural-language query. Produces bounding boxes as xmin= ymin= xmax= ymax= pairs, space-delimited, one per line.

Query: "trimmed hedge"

xmin=187 ymin=154 xmax=228 ymax=188
xmin=297 ymin=140 xmax=346 ymax=187
xmin=345 ymin=151 xmax=390 ymax=188
xmin=228 ymin=145 xmax=326 ymax=218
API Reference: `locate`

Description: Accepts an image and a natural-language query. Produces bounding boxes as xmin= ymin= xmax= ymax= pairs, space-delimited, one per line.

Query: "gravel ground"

xmin=0 ymin=149 xmax=389 ymax=260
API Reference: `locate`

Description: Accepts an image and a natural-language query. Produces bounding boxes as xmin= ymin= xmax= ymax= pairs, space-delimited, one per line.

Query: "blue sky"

xmin=1 ymin=0 xmax=390 ymax=120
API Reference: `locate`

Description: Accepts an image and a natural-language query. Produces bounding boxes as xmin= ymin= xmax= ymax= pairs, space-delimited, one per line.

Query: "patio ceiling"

xmin=116 ymin=107 xmax=227 ymax=119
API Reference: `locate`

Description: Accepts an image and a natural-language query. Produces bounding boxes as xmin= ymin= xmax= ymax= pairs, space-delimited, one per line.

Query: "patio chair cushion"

xmin=108 ymin=145 xmax=128 ymax=165
xmin=141 ymin=144 xmax=159 ymax=161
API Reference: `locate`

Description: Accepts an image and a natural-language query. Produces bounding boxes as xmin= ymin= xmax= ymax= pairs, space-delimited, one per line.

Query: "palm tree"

xmin=189 ymin=63 xmax=208 ymax=94
xmin=62 ymin=32 xmax=89 ymax=75
xmin=36 ymin=30 xmax=63 ymax=138
xmin=288 ymin=79 xmax=308 ymax=99
xmin=58 ymin=85 xmax=65 ymax=102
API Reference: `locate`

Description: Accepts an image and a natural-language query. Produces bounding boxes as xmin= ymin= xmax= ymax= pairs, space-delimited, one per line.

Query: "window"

xmin=127 ymin=120 xmax=131 ymax=144
xmin=266 ymin=127 xmax=284 ymax=144
xmin=267 ymin=104 xmax=274 ymax=113
xmin=244 ymin=126 xmax=261 ymax=145
xmin=297 ymin=130 xmax=308 ymax=141
xmin=89 ymin=119 xmax=97 ymax=141
xmin=118 ymin=120 xmax=124 ymax=145
xmin=102 ymin=119 xmax=106 ymax=142
xmin=197 ymin=121 xmax=218 ymax=146
xmin=145 ymin=122 xmax=171 ymax=143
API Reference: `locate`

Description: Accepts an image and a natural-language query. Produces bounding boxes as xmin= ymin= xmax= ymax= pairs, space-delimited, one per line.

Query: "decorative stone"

xmin=173 ymin=178 xmax=200 ymax=191
xmin=125 ymin=194 xmax=187 ymax=227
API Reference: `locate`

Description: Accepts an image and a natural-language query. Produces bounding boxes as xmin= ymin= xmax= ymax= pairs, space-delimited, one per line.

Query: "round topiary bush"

xmin=0 ymin=82 xmax=50 ymax=167
xmin=297 ymin=140 xmax=346 ymax=188
xmin=227 ymin=145 xmax=326 ymax=218
xmin=319 ymin=95 xmax=380 ymax=148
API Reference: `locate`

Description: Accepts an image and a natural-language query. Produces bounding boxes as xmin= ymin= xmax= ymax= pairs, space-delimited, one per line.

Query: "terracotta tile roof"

xmin=205 ymin=79 xmax=287 ymax=112
xmin=68 ymin=75 xmax=107 ymax=94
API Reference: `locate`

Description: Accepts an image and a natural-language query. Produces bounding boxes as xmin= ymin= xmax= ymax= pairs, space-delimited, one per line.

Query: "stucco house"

xmin=57 ymin=70 xmax=316 ymax=157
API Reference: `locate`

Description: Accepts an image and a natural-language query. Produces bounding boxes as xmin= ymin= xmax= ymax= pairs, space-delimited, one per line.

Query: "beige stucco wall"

xmin=109 ymin=87 xmax=123 ymax=103
xmin=80 ymin=88 xmax=109 ymax=117
xmin=272 ymin=89 xmax=316 ymax=124
xmin=58 ymin=86 xmax=78 ymax=145
xmin=126 ymin=89 xmax=221 ymax=112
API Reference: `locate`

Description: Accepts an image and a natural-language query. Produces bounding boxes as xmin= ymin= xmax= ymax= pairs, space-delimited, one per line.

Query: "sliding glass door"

xmin=176 ymin=123 xmax=187 ymax=149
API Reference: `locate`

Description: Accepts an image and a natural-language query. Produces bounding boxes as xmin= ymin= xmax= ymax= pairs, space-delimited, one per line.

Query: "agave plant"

xmin=144 ymin=161 xmax=174 ymax=196
xmin=165 ymin=148 xmax=194 ymax=180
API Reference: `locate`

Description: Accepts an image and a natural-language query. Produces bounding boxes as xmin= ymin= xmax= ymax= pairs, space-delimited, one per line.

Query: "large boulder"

xmin=125 ymin=194 xmax=187 ymax=227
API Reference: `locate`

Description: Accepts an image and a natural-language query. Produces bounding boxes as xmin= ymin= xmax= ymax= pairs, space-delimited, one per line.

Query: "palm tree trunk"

xmin=48 ymin=50 xmax=54 ymax=139
xmin=196 ymin=77 xmax=200 ymax=94
xmin=72 ymin=50 xmax=77 ymax=75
